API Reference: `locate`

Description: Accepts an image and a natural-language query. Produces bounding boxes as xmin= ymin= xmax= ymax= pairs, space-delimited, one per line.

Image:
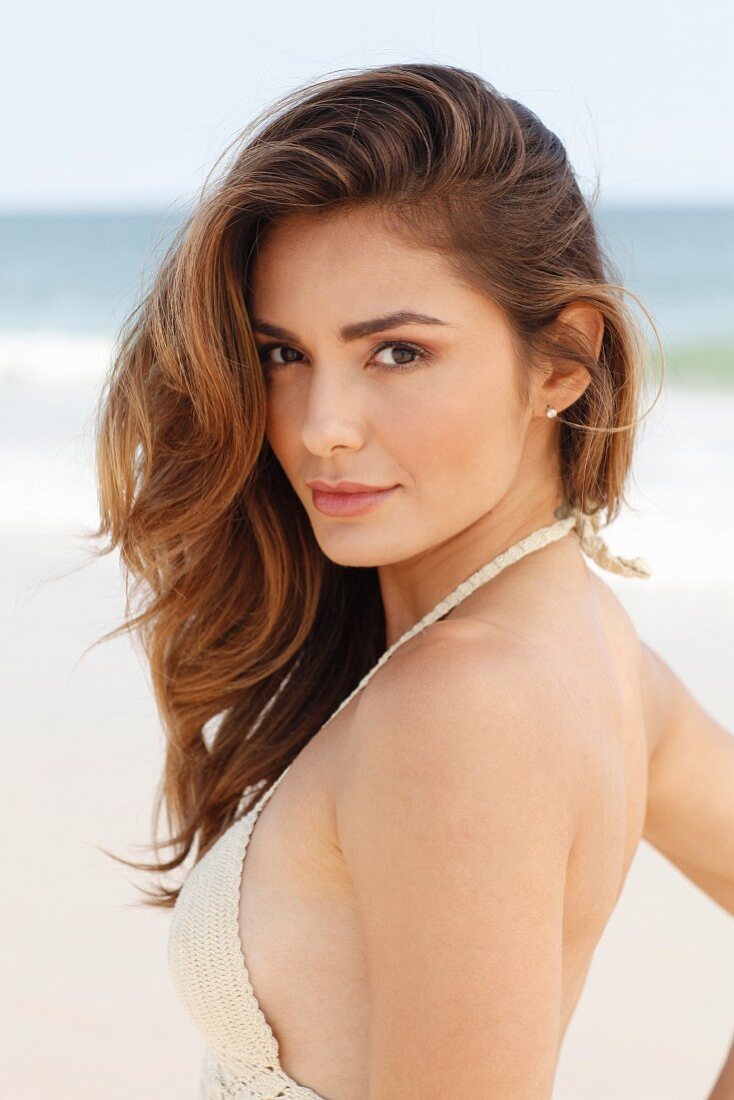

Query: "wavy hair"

xmin=86 ymin=62 xmax=664 ymax=907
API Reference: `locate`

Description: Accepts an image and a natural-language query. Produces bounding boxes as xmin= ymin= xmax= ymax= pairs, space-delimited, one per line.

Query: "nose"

xmin=299 ymin=371 xmax=367 ymax=456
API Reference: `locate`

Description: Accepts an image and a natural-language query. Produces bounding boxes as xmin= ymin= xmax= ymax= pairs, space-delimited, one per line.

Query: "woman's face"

xmin=248 ymin=205 xmax=559 ymax=570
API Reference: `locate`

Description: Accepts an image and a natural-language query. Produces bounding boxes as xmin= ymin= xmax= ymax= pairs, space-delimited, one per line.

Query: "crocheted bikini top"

xmin=167 ymin=504 xmax=650 ymax=1100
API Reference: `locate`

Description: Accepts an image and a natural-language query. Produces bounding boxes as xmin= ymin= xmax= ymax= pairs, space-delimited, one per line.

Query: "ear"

xmin=534 ymin=301 xmax=604 ymax=418
xmin=561 ymin=300 xmax=605 ymax=361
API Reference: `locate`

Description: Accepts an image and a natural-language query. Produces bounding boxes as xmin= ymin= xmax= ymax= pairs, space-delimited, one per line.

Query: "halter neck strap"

xmin=554 ymin=501 xmax=652 ymax=579
xmin=235 ymin=507 xmax=650 ymax=817
xmin=236 ymin=513 xmax=573 ymax=818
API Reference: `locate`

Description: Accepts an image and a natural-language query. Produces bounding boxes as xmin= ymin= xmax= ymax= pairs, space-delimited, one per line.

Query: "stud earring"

xmin=546 ymin=404 xmax=558 ymax=419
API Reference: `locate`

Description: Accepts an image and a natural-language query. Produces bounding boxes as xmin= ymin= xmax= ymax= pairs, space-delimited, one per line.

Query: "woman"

xmin=91 ymin=63 xmax=734 ymax=1098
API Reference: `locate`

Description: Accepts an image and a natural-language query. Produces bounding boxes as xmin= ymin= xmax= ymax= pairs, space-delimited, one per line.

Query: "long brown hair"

xmin=86 ymin=62 xmax=664 ymax=907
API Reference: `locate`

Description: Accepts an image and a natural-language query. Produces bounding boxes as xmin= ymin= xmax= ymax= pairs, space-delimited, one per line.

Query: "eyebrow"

xmin=251 ymin=310 xmax=453 ymax=344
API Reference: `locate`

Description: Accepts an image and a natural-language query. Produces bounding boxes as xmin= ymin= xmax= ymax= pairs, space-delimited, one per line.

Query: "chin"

xmin=312 ymin=527 xmax=419 ymax=569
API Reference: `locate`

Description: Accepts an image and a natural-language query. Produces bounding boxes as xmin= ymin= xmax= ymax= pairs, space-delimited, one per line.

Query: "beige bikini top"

xmin=167 ymin=505 xmax=650 ymax=1099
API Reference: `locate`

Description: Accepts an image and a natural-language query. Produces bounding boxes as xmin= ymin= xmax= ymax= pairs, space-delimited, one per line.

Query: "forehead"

xmin=252 ymin=208 xmax=456 ymax=291
xmin=247 ymin=206 xmax=502 ymax=329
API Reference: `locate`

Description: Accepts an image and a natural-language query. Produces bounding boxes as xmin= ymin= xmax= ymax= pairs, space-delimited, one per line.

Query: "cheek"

xmin=396 ymin=374 xmax=521 ymax=504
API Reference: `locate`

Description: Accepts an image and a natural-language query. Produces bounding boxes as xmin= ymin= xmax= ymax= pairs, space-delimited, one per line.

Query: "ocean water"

xmin=0 ymin=204 xmax=732 ymax=386
xmin=0 ymin=204 xmax=732 ymax=580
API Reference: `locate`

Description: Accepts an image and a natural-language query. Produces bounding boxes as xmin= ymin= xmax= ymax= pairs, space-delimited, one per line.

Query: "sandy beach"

xmin=2 ymin=380 xmax=733 ymax=1099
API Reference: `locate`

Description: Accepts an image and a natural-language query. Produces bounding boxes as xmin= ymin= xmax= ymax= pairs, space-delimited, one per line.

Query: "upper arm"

xmin=641 ymin=641 xmax=734 ymax=915
xmin=335 ymin=636 xmax=583 ymax=1099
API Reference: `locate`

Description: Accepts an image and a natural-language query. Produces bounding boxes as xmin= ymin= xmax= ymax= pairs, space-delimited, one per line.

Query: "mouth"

xmin=309 ymin=484 xmax=399 ymax=517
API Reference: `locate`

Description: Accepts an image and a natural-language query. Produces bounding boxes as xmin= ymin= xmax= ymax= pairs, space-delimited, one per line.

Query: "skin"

xmin=243 ymin=205 xmax=734 ymax=1099
xmin=249 ymin=204 xmax=592 ymax=646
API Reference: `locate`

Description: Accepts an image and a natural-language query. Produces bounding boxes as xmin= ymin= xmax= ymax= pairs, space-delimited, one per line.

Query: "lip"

xmin=307 ymin=479 xmax=395 ymax=493
xmin=308 ymin=481 xmax=399 ymax=517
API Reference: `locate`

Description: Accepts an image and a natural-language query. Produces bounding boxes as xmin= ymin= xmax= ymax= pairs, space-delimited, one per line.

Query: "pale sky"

xmin=3 ymin=0 xmax=733 ymax=210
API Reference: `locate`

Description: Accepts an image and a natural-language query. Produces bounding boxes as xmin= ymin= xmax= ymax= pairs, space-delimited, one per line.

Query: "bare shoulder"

xmin=333 ymin=625 xmax=610 ymax=1094
xmin=586 ymin=569 xmax=676 ymax=760
xmin=337 ymin=621 xmax=611 ymax=843
xmin=587 ymin=572 xmax=734 ymax=916
xmin=586 ymin=571 xmax=659 ymax=747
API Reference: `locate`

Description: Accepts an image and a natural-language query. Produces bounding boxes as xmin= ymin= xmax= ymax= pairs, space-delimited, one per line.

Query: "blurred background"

xmin=1 ymin=1 xmax=733 ymax=1097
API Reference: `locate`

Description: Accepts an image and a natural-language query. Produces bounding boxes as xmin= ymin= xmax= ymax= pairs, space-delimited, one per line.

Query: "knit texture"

xmin=167 ymin=510 xmax=650 ymax=1098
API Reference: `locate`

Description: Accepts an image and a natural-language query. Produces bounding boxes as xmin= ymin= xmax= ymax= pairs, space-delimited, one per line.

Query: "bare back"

xmin=237 ymin=534 xmax=652 ymax=1100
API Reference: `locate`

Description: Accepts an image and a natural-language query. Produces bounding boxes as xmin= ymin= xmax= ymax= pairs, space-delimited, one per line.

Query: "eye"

xmin=256 ymin=339 xmax=430 ymax=373
xmin=258 ymin=343 xmax=304 ymax=369
xmin=371 ymin=341 xmax=428 ymax=372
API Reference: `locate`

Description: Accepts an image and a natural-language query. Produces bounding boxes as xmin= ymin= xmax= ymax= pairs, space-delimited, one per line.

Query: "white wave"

xmin=0 ymin=330 xmax=114 ymax=389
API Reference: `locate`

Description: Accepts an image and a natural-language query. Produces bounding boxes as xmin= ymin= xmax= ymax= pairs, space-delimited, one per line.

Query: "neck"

xmin=377 ymin=488 xmax=564 ymax=649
